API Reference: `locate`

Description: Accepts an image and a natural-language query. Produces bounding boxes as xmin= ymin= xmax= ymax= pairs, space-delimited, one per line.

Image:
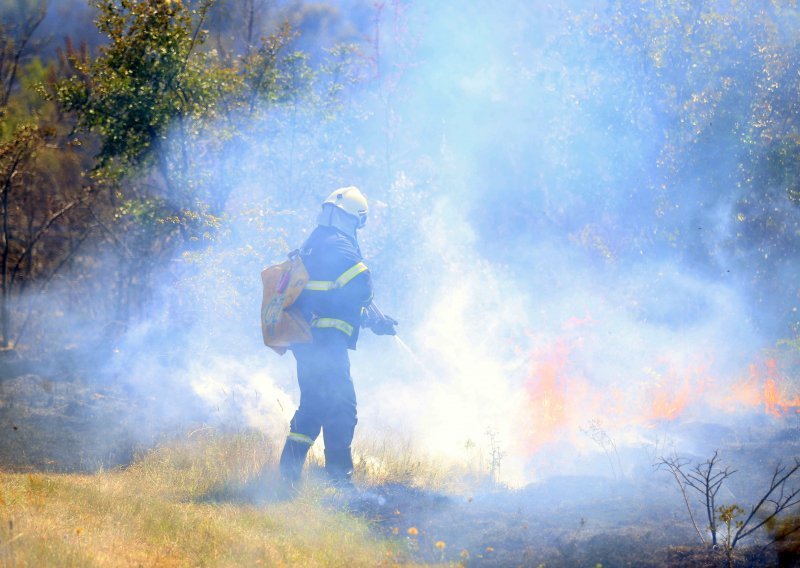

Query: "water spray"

xmin=393 ymin=335 xmax=438 ymax=380
xmin=366 ymin=301 xmax=438 ymax=380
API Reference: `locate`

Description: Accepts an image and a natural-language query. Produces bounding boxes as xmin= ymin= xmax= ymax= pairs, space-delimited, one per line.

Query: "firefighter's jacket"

xmin=294 ymin=225 xmax=373 ymax=349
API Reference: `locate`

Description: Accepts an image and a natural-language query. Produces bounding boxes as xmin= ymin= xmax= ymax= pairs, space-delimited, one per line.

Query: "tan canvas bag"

xmin=260 ymin=253 xmax=312 ymax=354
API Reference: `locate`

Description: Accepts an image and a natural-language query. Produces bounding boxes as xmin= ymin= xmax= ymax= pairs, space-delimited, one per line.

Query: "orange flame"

xmin=648 ymin=377 xmax=692 ymax=421
xmin=522 ymin=339 xmax=570 ymax=452
xmin=727 ymin=359 xmax=800 ymax=417
xmin=521 ymin=324 xmax=800 ymax=457
xmin=644 ymin=356 xmax=713 ymax=422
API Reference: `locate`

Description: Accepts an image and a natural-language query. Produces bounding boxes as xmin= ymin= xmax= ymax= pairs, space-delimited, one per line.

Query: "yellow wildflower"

xmin=407 ymin=527 xmax=419 ymax=536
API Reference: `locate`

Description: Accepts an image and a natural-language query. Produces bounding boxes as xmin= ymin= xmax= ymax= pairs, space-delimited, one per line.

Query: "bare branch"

xmin=87 ymin=205 xmax=133 ymax=260
xmin=658 ymin=450 xmax=737 ymax=547
xmin=732 ymin=459 xmax=800 ymax=549
xmin=10 ymin=196 xmax=83 ymax=283
xmin=0 ymin=2 xmax=47 ymax=108
xmin=656 ymin=456 xmax=707 ymax=544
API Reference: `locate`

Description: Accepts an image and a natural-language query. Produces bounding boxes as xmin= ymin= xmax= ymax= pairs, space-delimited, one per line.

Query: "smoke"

xmin=339 ymin=2 xmax=755 ymax=481
xmin=11 ymin=1 xmax=800 ymax=486
xmin=339 ymin=0 xmax=798 ymax=483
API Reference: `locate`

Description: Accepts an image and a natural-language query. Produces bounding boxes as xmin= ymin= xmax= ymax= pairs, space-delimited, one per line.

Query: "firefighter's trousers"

xmin=279 ymin=331 xmax=357 ymax=484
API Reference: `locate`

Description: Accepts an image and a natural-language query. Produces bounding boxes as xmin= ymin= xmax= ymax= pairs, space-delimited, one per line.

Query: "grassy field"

xmin=0 ymin=431 xmax=447 ymax=567
xmin=2 ymin=413 xmax=797 ymax=566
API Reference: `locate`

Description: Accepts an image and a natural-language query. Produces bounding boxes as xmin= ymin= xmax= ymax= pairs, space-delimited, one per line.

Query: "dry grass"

xmin=352 ymin=438 xmax=480 ymax=493
xmin=0 ymin=430 xmax=417 ymax=567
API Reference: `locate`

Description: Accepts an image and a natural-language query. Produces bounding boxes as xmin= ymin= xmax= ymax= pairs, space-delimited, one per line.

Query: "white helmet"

xmin=322 ymin=186 xmax=368 ymax=228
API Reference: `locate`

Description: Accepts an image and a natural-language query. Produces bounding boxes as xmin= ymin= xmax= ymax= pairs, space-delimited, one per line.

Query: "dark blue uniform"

xmin=279 ymin=225 xmax=373 ymax=483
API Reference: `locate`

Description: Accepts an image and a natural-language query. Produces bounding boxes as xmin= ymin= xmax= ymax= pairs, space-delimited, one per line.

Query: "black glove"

xmin=370 ymin=314 xmax=398 ymax=336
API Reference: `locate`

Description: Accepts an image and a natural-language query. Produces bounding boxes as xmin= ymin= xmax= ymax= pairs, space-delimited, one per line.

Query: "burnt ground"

xmin=0 ymin=350 xmax=208 ymax=472
xmin=0 ymin=368 xmax=142 ymax=472
xmin=339 ymin=478 xmax=786 ymax=567
xmin=2 ymin=361 xmax=800 ymax=567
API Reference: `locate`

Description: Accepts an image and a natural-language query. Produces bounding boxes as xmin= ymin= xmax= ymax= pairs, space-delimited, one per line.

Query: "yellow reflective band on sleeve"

xmin=334 ymin=262 xmax=368 ymax=288
xmin=311 ymin=317 xmax=354 ymax=337
xmin=288 ymin=432 xmax=314 ymax=445
xmin=305 ymin=262 xmax=368 ymax=291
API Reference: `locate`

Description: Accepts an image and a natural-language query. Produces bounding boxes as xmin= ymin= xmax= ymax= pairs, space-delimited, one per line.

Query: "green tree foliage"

xmin=42 ymin=0 xmax=370 ymax=336
xmin=54 ymin=1 xmax=229 ymax=187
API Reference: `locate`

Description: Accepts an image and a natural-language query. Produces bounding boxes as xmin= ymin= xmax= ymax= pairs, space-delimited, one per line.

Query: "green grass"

xmin=0 ymin=430 xmax=444 ymax=567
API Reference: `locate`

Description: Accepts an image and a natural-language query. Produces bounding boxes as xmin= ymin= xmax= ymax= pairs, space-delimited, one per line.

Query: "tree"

xmin=0 ymin=0 xmax=46 ymax=112
xmin=0 ymin=122 xmax=41 ymax=347
xmin=50 ymin=0 xmax=238 ymax=323
xmin=48 ymin=0 xmax=369 ymax=330
xmin=0 ymin=118 xmax=94 ymax=350
xmin=658 ymin=451 xmax=800 ymax=561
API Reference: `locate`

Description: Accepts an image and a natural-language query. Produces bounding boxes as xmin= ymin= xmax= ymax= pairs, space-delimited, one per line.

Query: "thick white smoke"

xmin=25 ymin=0 xmax=797 ymax=487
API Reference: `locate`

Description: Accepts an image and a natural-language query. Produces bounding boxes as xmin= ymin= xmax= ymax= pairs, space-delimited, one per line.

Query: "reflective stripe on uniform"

xmin=287 ymin=432 xmax=314 ymax=445
xmin=311 ymin=317 xmax=354 ymax=336
xmin=305 ymin=262 xmax=368 ymax=291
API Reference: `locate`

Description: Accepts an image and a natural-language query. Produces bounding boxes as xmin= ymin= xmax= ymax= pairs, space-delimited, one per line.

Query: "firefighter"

xmin=278 ymin=186 xmax=397 ymax=488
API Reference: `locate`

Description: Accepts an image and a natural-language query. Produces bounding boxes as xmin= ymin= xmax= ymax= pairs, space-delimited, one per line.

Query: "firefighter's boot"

xmin=324 ymin=446 xmax=354 ymax=487
xmin=279 ymin=436 xmax=313 ymax=485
